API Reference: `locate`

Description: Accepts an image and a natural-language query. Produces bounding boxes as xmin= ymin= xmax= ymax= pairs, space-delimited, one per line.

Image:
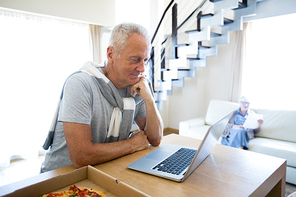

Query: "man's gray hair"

xmin=108 ymin=22 xmax=151 ymax=56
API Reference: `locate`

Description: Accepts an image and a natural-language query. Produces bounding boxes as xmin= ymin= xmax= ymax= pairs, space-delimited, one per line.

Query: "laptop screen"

xmin=183 ymin=110 xmax=233 ymax=180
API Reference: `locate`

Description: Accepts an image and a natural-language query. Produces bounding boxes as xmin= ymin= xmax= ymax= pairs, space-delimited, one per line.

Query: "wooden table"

xmin=0 ymin=134 xmax=286 ymax=197
xmin=94 ymin=134 xmax=286 ymax=197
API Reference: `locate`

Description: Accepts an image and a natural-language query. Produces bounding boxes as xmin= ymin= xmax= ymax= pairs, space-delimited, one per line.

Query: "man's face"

xmin=108 ymin=33 xmax=150 ymax=89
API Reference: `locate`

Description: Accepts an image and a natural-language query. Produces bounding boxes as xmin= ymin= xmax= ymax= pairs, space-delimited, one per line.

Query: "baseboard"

xmin=163 ymin=127 xmax=179 ymax=135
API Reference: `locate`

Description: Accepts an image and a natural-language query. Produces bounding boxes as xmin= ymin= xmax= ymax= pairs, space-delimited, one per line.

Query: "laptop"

xmin=127 ymin=110 xmax=234 ymax=182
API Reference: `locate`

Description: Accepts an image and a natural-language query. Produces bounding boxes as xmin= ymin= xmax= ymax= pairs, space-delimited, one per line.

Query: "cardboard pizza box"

xmin=0 ymin=165 xmax=150 ymax=197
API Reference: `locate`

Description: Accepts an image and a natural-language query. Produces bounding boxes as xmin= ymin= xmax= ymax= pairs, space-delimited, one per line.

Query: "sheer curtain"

xmin=90 ymin=24 xmax=102 ymax=64
xmin=229 ymin=23 xmax=249 ymax=103
xmin=230 ymin=25 xmax=245 ymax=102
xmin=0 ymin=9 xmax=92 ymax=167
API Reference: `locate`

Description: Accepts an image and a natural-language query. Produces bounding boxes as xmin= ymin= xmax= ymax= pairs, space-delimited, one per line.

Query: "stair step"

xmin=185 ymin=30 xmax=222 ymax=37
xmin=199 ymin=41 xmax=210 ymax=49
xmin=236 ymin=1 xmax=248 ymax=10
xmin=176 ymin=43 xmax=190 ymax=47
xmin=187 ymin=56 xmax=208 ymax=68
xmin=177 ymin=68 xmax=190 ymax=71
xmin=199 ymin=45 xmax=211 ymax=49
xmin=171 ymin=78 xmax=184 ymax=87
xmin=154 ymin=89 xmax=168 ymax=101
xmin=211 ymin=32 xmax=222 ymax=37
xmin=210 ymin=0 xmax=247 ymax=7
xmin=187 ymin=57 xmax=201 ymax=60
xmin=155 ymin=100 xmax=163 ymax=111
xmin=209 ymin=0 xmax=223 ymax=2
xmin=177 ymin=69 xmax=196 ymax=78
xmin=185 ymin=29 xmax=200 ymax=33
xmin=224 ymin=18 xmax=234 ymax=25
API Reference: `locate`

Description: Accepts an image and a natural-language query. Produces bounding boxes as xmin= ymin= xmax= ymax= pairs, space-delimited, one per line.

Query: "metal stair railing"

xmin=150 ymin=0 xmax=209 ymax=109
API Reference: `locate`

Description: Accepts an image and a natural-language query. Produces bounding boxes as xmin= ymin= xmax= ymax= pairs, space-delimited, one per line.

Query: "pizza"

xmin=39 ymin=185 xmax=107 ymax=197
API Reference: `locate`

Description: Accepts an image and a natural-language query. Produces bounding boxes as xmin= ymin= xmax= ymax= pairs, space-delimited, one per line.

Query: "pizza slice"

xmin=40 ymin=184 xmax=107 ymax=197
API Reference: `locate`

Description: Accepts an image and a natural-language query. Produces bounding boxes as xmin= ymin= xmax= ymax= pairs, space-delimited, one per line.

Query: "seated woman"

xmin=221 ymin=96 xmax=263 ymax=150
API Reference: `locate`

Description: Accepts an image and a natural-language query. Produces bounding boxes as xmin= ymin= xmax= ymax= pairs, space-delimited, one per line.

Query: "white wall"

xmin=0 ymin=0 xmax=116 ymax=26
xmin=114 ymin=0 xmax=150 ymax=32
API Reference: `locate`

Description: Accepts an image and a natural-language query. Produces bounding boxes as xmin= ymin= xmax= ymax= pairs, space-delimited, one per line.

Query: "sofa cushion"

xmin=181 ymin=126 xmax=210 ymax=141
xmin=179 ymin=117 xmax=206 ymax=132
xmin=255 ymin=109 xmax=296 ymax=143
xmin=205 ymin=99 xmax=239 ymax=125
xmin=249 ymin=137 xmax=296 ymax=167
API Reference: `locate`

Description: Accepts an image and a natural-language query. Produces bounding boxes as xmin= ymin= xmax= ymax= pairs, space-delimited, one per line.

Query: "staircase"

xmin=149 ymin=0 xmax=265 ymax=110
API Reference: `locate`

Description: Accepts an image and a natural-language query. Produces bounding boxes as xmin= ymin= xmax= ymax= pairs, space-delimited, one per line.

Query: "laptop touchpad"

xmin=146 ymin=149 xmax=169 ymax=160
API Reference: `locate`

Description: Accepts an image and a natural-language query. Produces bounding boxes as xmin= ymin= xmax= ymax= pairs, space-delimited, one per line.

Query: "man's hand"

xmin=128 ymin=131 xmax=149 ymax=152
xmin=129 ymin=76 xmax=153 ymax=102
xmin=63 ymin=122 xmax=150 ymax=169
xmin=129 ymin=76 xmax=163 ymax=146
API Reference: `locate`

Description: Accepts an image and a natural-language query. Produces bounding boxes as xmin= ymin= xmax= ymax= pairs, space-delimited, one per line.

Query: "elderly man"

xmin=41 ymin=22 xmax=163 ymax=172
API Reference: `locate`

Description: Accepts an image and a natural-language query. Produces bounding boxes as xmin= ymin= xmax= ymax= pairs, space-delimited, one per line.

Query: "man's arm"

xmin=130 ymin=77 xmax=163 ymax=146
xmin=63 ymin=122 xmax=149 ymax=168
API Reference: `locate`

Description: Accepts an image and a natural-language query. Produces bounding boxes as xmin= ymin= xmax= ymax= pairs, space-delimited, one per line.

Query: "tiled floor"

xmin=287 ymin=184 xmax=296 ymax=197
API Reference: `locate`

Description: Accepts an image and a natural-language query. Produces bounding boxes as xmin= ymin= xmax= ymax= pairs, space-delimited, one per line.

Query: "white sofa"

xmin=179 ymin=99 xmax=296 ymax=185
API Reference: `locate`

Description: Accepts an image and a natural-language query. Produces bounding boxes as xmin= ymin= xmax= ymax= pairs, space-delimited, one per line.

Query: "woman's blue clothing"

xmin=221 ymin=109 xmax=250 ymax=149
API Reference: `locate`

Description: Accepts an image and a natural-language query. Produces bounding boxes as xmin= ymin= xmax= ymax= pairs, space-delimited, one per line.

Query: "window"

xmin=0 ymin=9 xmax=91 ymax=166
xmin=241 ymin=13 xmax=296 ymax=110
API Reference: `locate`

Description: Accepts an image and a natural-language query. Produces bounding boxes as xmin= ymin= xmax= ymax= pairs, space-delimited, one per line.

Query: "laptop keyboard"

xmin=152 ymin=148 xmax=197 ymax=175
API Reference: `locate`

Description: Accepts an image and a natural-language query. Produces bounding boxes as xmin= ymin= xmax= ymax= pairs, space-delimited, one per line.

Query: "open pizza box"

xmin=0 ymin=165 xmax=150 ymax=197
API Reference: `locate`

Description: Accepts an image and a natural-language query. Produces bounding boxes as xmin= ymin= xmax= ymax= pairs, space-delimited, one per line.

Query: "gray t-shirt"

xmin=41 ymin=68 xmax=146 ymax=172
